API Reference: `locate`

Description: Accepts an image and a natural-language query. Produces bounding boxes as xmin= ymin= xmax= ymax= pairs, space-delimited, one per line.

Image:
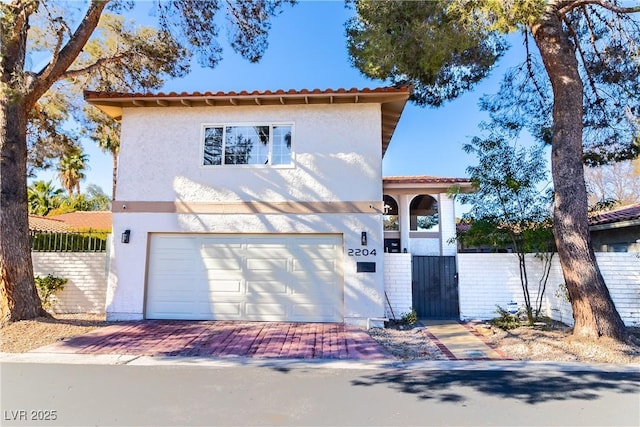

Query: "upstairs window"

xmin=203 ymin=124 xmax=292 ymax=166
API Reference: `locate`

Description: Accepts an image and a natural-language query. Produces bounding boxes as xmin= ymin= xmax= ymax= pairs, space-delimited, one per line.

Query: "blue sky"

xmin=37 ymin=0 xmax=529 ymax=199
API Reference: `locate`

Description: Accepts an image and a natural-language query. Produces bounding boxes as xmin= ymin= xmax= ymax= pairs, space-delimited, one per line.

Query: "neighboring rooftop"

xmin=29 ymin=211 xmax=113 ymax=232
xmin=49 ymin=211 xmax=112 ymax=231
xmin=84 ymin=85 xmax=411 ymax=155
xmin=589 ymin=203 xmax=640 ymax=228
xmin=28 ymin=216 xmax=71 ymax=233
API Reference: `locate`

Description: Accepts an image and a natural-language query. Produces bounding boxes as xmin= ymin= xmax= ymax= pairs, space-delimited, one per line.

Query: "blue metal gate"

xmin=412 ymin=256 xmax=459 ymax=319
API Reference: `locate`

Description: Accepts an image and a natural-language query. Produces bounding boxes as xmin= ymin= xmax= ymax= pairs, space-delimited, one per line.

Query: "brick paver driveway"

xmin=35 ymin=321 xmax=392 ymax=360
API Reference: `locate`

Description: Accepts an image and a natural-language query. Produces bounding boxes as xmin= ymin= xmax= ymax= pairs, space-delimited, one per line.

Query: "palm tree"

xmin=57 ymin=146 xmax=89 ymax=196
xmin=27 ymin=180 xmax=63 ymax=216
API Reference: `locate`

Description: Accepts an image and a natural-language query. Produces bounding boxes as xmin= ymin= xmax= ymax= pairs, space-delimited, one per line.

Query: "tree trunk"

xmin=0 ymin=97 xmax=46 ymax=323
xmin=532 ymin=3 xmax=626 ymax=340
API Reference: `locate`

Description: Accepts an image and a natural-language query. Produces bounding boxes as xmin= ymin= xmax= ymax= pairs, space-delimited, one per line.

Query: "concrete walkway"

xmin=421 ymin=320 xmax=508 ymax=360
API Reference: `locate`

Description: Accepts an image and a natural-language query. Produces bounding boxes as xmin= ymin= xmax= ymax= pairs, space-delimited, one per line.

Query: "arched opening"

xmin=383 ymin=195 xmax=399 ymax=231
xmin=410 ymin=195 xmax=439 ymax=232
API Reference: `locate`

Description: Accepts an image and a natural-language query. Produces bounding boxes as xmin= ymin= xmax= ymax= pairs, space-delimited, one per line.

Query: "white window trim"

xmin=200 ymin=122 xmax=295 ymax=168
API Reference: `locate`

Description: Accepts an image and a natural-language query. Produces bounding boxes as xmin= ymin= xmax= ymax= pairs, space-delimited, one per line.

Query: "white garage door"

xmin=146 ymin=234 xmax=344 ymax=322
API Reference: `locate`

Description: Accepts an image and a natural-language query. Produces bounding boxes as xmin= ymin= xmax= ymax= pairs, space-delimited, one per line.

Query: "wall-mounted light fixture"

xmin=121 ymin=229 xmax=131 ymax=244
xmin=361 ymin=231 xmax=367 ymax=246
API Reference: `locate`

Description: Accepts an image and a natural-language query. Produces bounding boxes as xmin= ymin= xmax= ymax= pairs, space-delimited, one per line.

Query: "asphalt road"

xmin=1 ymin=362 xmax=638 ymax=426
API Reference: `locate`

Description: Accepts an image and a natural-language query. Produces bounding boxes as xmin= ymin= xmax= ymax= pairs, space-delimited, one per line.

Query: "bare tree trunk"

xmin=532 ymin=3 xmax=626 ymax=340
xmin=0 ymin=98 xmax=46 ymax=323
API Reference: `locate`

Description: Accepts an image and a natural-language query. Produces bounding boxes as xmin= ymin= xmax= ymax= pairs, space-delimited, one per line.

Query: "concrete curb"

xmin=2 ymin=352 xmax=639 ymax=373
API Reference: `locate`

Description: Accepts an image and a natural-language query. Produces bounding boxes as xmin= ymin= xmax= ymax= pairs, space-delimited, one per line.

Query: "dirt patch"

xmin=2 ymin=314 xmax=639 ymax=364
xmin=0 ymin=313 xmax=111 ymax=353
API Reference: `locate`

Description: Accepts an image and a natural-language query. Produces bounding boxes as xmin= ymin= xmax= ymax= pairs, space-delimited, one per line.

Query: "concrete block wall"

xmin=458 ymin=253 xmax=640 ymax=327
xmin=32 ymin=252 xmax=108 ymax=314
xmin=594 ymin=253 xmax=640 ymax=327
xmin=383 ymin=253 xmax=413 ymax=320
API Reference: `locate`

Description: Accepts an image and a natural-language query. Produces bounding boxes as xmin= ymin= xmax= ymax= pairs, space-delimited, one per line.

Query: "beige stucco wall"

xmin=116 ymin=104 xmax=382 ymax=203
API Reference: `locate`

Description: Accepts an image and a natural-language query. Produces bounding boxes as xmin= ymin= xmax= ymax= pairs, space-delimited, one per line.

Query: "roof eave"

xmin=84 ymin=87 xmax=411 ymax=153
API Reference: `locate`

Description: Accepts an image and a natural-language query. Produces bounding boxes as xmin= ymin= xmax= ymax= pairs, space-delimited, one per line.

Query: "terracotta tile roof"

xmin=84 ymin=86 xmax=411 ymax=101
xmin=383 ymin=176 xmax=472 ymax=185
xmin=28 ymin=216 xmax=71 ymax=232
xmin=589 ymin=203 xmax=640 ymax=226
xmin=84 ymin=85 xmax=411 ymax=155
xmin=47 ymin=211 xmax=112 ymax=231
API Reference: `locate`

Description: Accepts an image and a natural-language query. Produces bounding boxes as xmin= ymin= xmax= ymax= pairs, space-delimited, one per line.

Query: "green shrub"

xmin=35 ymin=274 xmax=68 ymax=308
xmin=400 ymin=308 xmax=418 ymax=326
xmin=490 ymin=305 xmax=522 ymax=330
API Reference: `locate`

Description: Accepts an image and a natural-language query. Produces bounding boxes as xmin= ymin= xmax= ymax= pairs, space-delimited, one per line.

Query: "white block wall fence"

xmin=32 ymin=252 xmax=109 ymax=314
xmin=383 ymin=252 xmax=639 ymax=327
xmin=456 ymin=253 xmax=640 ymax=327
xmin=383 ymin=253 xmax=413 ymax=320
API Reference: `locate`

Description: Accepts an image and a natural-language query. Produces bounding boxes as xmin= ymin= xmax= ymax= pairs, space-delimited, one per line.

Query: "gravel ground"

xmin=0 ymin=314 xmax=111 ymax=353
xmin=370 ymin=321 xmax=640 ymax=364
xmin=1 ymin=314 xmax=639 ymax=364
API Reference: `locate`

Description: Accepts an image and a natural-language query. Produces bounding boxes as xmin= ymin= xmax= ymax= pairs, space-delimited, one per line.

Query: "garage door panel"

xmin=206 ymin=280 xmax=242 ymax=293
xmin=146 ymin=234 xmax=343 ymax=322
xmin=151 ymin=234 xmax=198 ymax=251
xmin=246 ymin=258 xmax=288 ymax=271
xmin=246 ymin=303 xmax=287 ymax=318
xmin=247 ymin=280 xmax=288 ymax=294
xmin=201 ymin=255 xmax=242 ymax=270
xmin=207 ymin=302 xmax=242 ymax=316
xmin=150 ymin=256 xmax=197 ymax=273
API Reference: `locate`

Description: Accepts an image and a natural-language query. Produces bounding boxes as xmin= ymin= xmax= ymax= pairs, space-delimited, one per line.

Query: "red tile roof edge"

xmin=84 ymin=85 xmax=412 ymax=100
xmin=383 ymin=176 xmax=472 ymax=184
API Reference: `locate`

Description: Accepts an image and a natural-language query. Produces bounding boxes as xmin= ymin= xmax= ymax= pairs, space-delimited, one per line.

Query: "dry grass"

xmin=2 ymin=314 xmax=639 ymax=364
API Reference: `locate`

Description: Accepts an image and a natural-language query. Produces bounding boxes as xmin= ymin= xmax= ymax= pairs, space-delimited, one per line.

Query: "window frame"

xmin=200 ymin=122 xmax=294 ymax=168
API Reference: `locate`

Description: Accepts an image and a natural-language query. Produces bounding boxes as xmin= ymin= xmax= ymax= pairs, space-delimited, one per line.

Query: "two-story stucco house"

xmin=85 ymin=86 xmax=468 ymax=327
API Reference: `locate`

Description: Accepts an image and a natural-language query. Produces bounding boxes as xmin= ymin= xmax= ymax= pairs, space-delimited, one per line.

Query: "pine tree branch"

xmin=562 ymin=15 xmax=608 ymax=119
xmin=26 ymin=0 xmax=109 ymax=107
xmin=559 ymin=0 xmax=640 ymax=16
xmin=5 ymin=0 xmax=38 ymax=47
xmin=60 ymin=53 xmax=133 ymax=80
xmin=523 ymin=30 xmax=547 ymax=114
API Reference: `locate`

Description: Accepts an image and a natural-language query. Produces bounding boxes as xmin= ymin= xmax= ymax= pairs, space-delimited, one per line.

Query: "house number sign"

xmin=347 ymin=249 xmax=377 ymax=257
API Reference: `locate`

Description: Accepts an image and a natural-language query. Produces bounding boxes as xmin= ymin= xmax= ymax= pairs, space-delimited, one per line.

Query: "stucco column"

xmin=439 ymin=194 xmax=457 ymax=256
xmin=399 ymin=194 xmax=411 ymax=253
